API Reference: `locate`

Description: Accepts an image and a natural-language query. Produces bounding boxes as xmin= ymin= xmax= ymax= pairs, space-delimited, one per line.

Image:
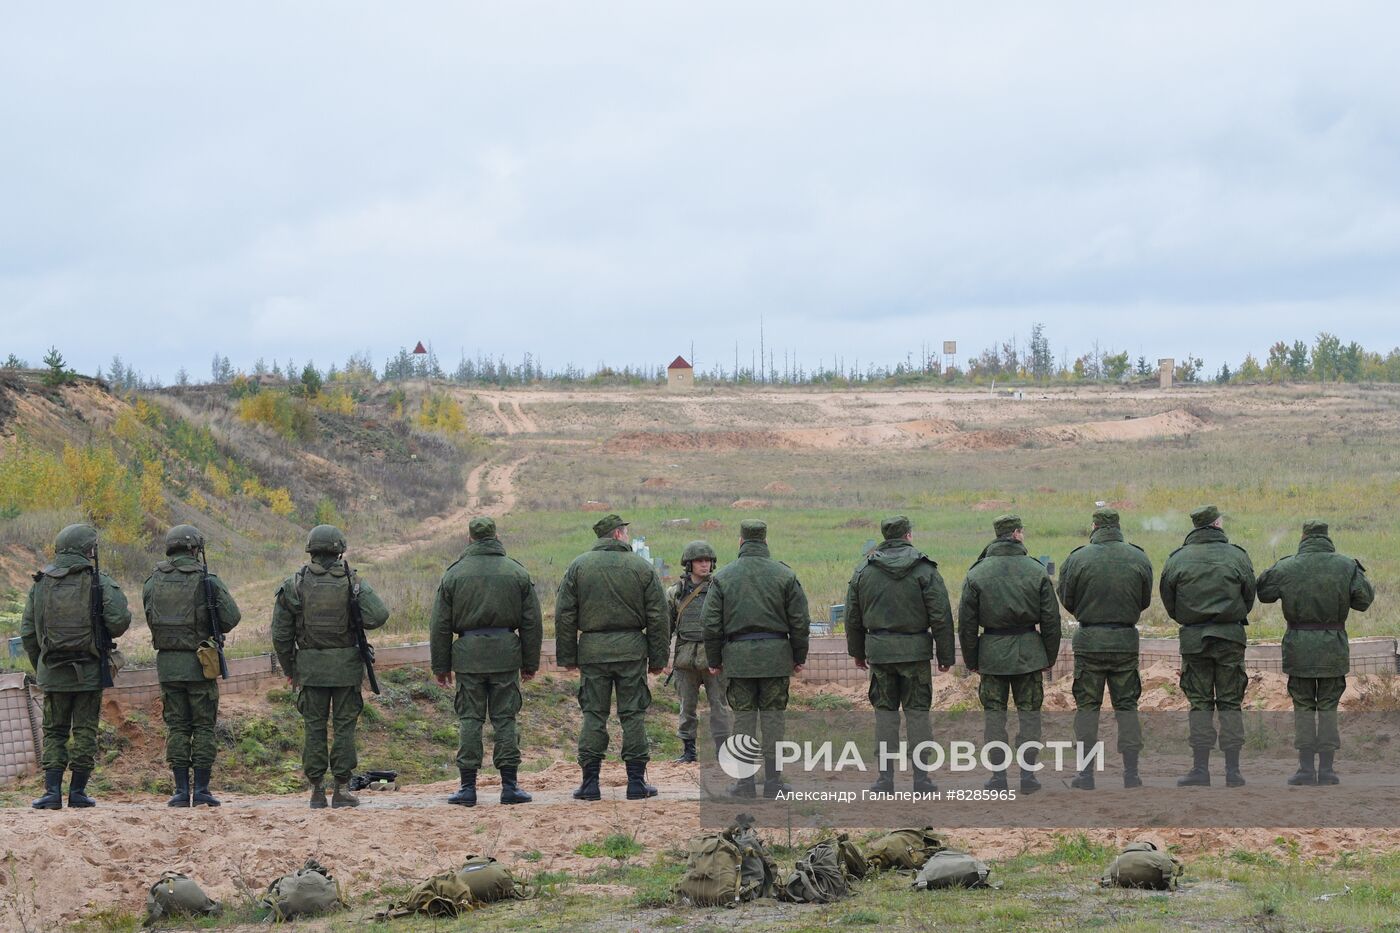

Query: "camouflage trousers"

xmin=869 ymin=661 xmax=933 ymax=761
xmin=728 ymin=677 xmax=790 ymax=779
xmin=161 ymin=680 xmax=221 ymax=768
xmin=673 ymin=665 xmax=731 ymax=745
xmin=40 ymin=689 xmax=103 ymax=773
xmin=455 ymin=671 xmax=522 ymax=772
xmin=1071 ymin=652 xmax=1143 ymax=753
xmin=297 ymin=685 xmax=364 ymax=783
xmin=978 ymin=672 xmax=1043 ymax=762
xmin=1180 ymin=639 xmax=1247 ymax=751
xmin=577 ymin=660 xmax=652 ymax=766
xmin=1288 ymin=676 xmax=1345 ymax=752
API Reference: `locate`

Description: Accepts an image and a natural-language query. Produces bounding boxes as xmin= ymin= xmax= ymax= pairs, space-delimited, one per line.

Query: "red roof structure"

xmin=667 ymin=355 xmax=692 ymax=371
xmin=413 ymin=341 xmax=427 ymax=354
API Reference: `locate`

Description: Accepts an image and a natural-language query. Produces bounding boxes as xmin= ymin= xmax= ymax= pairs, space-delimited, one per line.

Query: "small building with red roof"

xmin=666 ymin=355 xmax=694 ymax=392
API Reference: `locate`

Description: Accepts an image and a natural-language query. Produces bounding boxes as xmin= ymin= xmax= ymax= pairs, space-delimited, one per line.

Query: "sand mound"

xmin=763 ymin=481 xmax=795 ymax=494
xmin=941 ymin=409 xmax=1209 ymax=452
xmin=731 ymin=498 xmax=770 ymax=510
xmin=609 ymin=419 xmax=959 ymax=453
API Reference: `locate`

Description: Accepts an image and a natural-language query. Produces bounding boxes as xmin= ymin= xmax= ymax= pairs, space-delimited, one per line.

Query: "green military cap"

xmin=993 ymin=514 xmax=1022 ymax=537
xmin=740 ymin=519 xmax=768 ymax=541
xmin=592 ymin=513 xmax=629 ymax=537
xmin=1092 ymin=508 xmax=1120 ymax=527
xmin=1190 ymin=505 xmax=1220 ymax=528
xmin=880 ymin=515 xmax=911 ymax=539
xmin=469 ymin=516 xmax=497 ymax=540
xmin=1302 ymin=519 xmax=1329 ymax=537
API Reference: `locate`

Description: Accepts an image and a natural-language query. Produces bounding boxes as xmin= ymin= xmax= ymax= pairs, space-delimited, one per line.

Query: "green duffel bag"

xmin=261 ymin=858 xmax=343 ymax=920
xmin=143 ymin=871 xmax=220 ymax=926
xmin=865 ymin=826 xmax=946 ymax=872
xmin=1102 ymin=842 xmax=1184 ymax=891
xmin=778 ymin=840 xmax=849 ymax=904
xmin=911 ymin=850 xmax=993 ymax=890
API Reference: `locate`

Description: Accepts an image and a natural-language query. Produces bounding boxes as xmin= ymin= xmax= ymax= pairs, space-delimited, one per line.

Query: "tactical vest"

xmin=35 ymin=566 xmax=95 ymax=657
xmin=148 ymin=562 xmax=205 ymax=652
xmin=675 ymin=580 xmax=710 ymax=642
xmin=295 ymin=563 xmax=356 ymax=649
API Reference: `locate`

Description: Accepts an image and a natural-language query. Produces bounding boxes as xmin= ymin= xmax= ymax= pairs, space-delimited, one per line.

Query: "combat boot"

xmin=728 ymin=776 xmax=756 ymax=798
xmin=1019 ymin=748 xmax=1042 ymax=795
xmin=192 ymin=768 xmax=220 ymax=807
xmin=448 ymin=768 xmax=477 ymax=806
xmin=572 ymin=761 xmax=601 ymax=801
xmin=499 ymin=767 xmax=532 ymax=805
xmin=1177 ymin=748 xmax=1211 ymax=786
xmin=714 ymin=736 xmax=726 ymax=758
xmin=67 ymin=770 xmax=96 ymax=808
xmin=167 ymin=768 xmax=191 ymax=807
xmin=31 ymin=769 xmax=64 ymax=810
xmin=1224 ymin=749 xmax=1246 ymax=788
xmin=869 ymin=769 xmax=895 ymax=793
xmin=912 ymin=769 xmax=938 ymax=794
xmin=1070 ymin=766 xmax=1095 ymax=790
xmin=983 ymin=769 xmax=1009 ymax=791
xmin=625 ymin=761 xmax=658 ymax=800
xmin=1316 ymin=750 xmax=1340 ymax=785
xmin=762 ymin=756 xmax=792 ymax=798
xmin=1287 ymin=751 xmax=1317 ymax=786
xmin=675 ymin=739 xmax=697 ymax=763
xmin=309 ymin=780 xmax=328 ymax=809
xmin=331 ymin=779 xmax=360 ymax=808
xmin=1122 ymin=751 xmax=1142 ymax=789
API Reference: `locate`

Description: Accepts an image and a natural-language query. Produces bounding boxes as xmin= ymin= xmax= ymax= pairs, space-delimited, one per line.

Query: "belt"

xmin=461 ymin=627 xmax=513 ymax=637
xmin=866 ymin=630 xmax=928 ymax=636
xmin=983 ymin=625 xmax=1037 ymax=636
xmin=1288 ymin=622 xmax=1346 ymax=632
xmin=676 ymin=635 xmax=706 ymax=644
xmin=1081 ymin=623 xmax=1136 ymax=630
xmin=729 ymin=632 xmax=787 ymax=642
xmin=1181 ymin=620 xmax=1246 ymax=627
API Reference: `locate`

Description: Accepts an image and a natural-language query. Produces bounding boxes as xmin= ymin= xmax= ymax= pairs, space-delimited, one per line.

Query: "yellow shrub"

xmin=140 ymin=459 xmax=167 ymax=521
xmin=112 ymin=410 xmax=145 ymax=444
xmin=265 ymin=487 xmax=296 ymax=517
xmin=241 ymin=477 xmax=266 ymax=500
xmin=187 ymin=489 xmax=209 ymax=511
xmin=205 ymin=464 xmax=232 ymax=499
xmin=0 ymin=443 xmax=72 ymax=512
xmin=314 ymin=389 xmax=356 ymax=416
xmin=415 ymin=393 xmax=468 ymax=436
xmin=60 ymin=444 xmax=142 ymax=544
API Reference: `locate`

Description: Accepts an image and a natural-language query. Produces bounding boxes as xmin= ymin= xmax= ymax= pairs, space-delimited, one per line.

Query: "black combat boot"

xmin=625 ymin=761 xmax=658 ymax=800
xmin=1223 ymin=749 xmax=1246 ymax=788
xmin=714 ymin=736 xmax=727 ymax=758
xmin=728 ymin=776 xmax=757 ymax=798
xmin=869 ymin=769 xmax=895 ymax=793
xmin=1316 ymin=750 xmax=1340 ymax=785
xmin=448 ymin=768 xmax=478 ymax=806
xmin=983 ymin=769 xmax=1009 ymax=791
xmin=67 ymin=770 xmax=97 ymax=808
xmin=499 ymin=767 xmax=532 ymax=804
xmin=1070 ymin=766 xmax=1095 ymax=790
xmin=572 ymin=761 xmax=601 ymax=801
xmin=309 ymin=780 xmax=328 ymax=809
xmin=32 ymin=769 xmax=64 ymax=810
xmin=1019 ymin=748 xmax=1042 ymax=794
xmin=912 ymin=769 xmax=938 ymax=794
xmin=192 ymin=768 xmax=220 ymax=807
xmin=762 ymin=756 xmax=792 ymax=798
xmin=167 ymin=768 xmax=191 ymax=807
xmin=1122 ymin=751 xmax=1142 ymax=789
xmin=1287 ymin=750 xmax=1317 ymax=786
xmin=1177 ymin=748 xmax=1211 ymax=786
xmin=331 ymin=778 xmax=360 ymax=808
xmin=675 ymin=739 xmax=697 ymax=763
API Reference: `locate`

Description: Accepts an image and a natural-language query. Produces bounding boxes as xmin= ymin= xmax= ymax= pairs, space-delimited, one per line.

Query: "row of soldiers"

xmin=21 ymin=503 xmax=1372 ymax=810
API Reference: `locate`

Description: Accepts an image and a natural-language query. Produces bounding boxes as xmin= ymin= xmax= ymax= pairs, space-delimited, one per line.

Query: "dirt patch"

xmin=840 ymin=517 xmax=874 ymax=529
xmin=941 ymin=409 xmax=1209 ymax=452
xmin=641 ymin=477 xmax=673 ymax=488
xmin=581 ymin=501 xmax=612 ymax=512
xmin=763 ymin=481 xmax=795 ymax=494
xmin=730 ymin=499 xmax=770 ymax=510
xmin=699 ymin=520 xmax=724 ymax=531
xmin=972 ymin=499 xmax=1013 ymax=512
xmin=609 ymin=419 xmax=960 ymax=453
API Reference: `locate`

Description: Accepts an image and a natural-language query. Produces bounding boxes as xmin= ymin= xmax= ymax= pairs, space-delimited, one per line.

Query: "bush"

xmin=237 ymin=391 xmax=318 ymax=441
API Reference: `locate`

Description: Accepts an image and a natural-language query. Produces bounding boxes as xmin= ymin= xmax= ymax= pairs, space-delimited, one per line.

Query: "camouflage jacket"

xmin=1159 ymin=526 xmax=1254 ymax=654
xmin=1257 ymin=534 xmax=1374 ymax=678
xmin=958 ymin=538 xmax=1061 ymax=675
xmin=1057 ymin=527 xmax=1153 ymax=655
xmin=430 ymin=538 xmax=543 ymax=675
xmin=21 ymin=553 xmax=132 ymax=692
xmin=555 ymin=538 xmax=668 ymax=668
xmin=844 ymin=539 xmax=955 ymax=666
xmin=703 ymin=540 xmax=810 ymax=677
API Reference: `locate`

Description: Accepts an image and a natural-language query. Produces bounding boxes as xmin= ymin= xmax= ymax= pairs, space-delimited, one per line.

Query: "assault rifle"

xmin=343 ymin=558 xmax=380 ymax=695
xmin=91 ymin=537 xmax=115 ymax=688
xmin=200 ymin=550 xmax=230 ymax=679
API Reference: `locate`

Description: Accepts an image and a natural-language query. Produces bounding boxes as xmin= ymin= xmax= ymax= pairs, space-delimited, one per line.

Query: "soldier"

xmin=1257 ymin=520 xmax=1374 ymax=786
xmin=430 ymin=517 xmax=543 ymax=807
xmin=666 ymin=540 xmax=730 ymax=764
xmin=22 ymin=523 xmax=131 ymax=809
xmin=272 ymin=525 xmax=389 ymax=809
xmin=143 ymin=525 xmax=241 ymax=807
xmin=1160 ymin=505 xmax=1254 ymax=788
xmin=844 ymin=516 xmax=955 ymax=793
xmin=555 ymin=514 xmax=669 ymax=802
xmin=958 ymin=515 xmax=1061 ymax=794
xmin=1057 ymin=508 xmax=1152 ymax=790
xmin=703 ymin=520 xmax=810 ymax=799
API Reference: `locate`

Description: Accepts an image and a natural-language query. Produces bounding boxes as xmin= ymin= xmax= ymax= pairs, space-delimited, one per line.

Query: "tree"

xmin=1215 ymin=363 xmax=1232 ymax=384
xmin=1175 ymin=355 xmax=1204 ymax=384
xmin=1102 ymin=351 xmax=1130 ymax=382
xmin=175 ymin=367 xmax=190 ymax=386
xmin=1029 ymin=323 xmax=1053 ymax=381
xmin=1135 ymin=355 xmax=1153 ymax=378
xmin=42 ymin=346 xmax=76 ymax=387
xmin=1235 ymin=354 xmax=1263 ymax=382
xmin=1312 ymin=332 xmax=1342 ymax=382
xmin=3 ymin=353 xmax=27 ymax=369
xmin=300 ymin=362 xmax=323 ymax=397
xmin=1339 ymin=341 xmax=1363 ymax=382
xmin=1287 ymin=340 xmax=1310 ymax=379
xmin=1265 ymin=341 xmax=1288 ymax=382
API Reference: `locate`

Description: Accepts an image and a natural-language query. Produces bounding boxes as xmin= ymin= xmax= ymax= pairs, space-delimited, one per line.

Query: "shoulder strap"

xmin=674 ymin=584 xmax=707 ymax=619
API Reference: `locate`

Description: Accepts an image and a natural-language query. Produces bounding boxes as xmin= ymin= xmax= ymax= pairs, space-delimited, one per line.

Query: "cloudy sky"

xmin=3 ymin=2 xmax=1398 ymax=381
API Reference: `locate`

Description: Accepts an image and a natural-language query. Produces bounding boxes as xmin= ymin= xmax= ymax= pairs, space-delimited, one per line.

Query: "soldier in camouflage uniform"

xmin=845 ymin=516 xmax=954 ymax=793
xmin=1257 ymin=520 xmax=1373 ymax=786
xmin=667 ymin=540 xmax=730 ymax=763
xmin=703 ymin=520 xmax=810 ymax=799
xmin=958 ymin=515 xmax=1061 ymax=794
xmin=272 ymin=525 xmax=389 ymax=809
xmin=143 ymin=525 xmax=241 ymax=807
xmin=22 ymin=523 xmax=132 ymax=809
xmin=430 ymin=517 xmax=543 ymax=807
xmin=556 ymin=514 xmax=669 ymax=802
xmin=1057 ymin=508 xmax=1152 ymax=790
xmin=1159 ymin=505 xmax=1254 ymax=788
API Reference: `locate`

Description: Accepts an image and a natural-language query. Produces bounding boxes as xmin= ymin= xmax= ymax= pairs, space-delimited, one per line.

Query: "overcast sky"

xmin=3 ymin=2 xmax=1398 ymax=381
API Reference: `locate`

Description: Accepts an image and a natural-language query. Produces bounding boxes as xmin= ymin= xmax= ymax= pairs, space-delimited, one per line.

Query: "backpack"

xmin=912 ymin=850 xmax=994 ymax=890
xmin=778 ymin=840 xmax=849 ymax=904
xmin=828 ymin=832 xmax=869 ymax=880
xmin=674 ymin=820 xmax=779 ymax=907
xmin=35 ymin=567 xmax=95 ymax=657
xmin=865 ymin=827 xmax=946 ymax=872
xmin=261 ymin=858 xmax=343 ymax=920
xmin=1101 ymin=842 xmax=1184 ymax=891
xmin=376 ymin=856 xmax=533 ymax=919
xmin=143 ymin=871 xmax=219 ymax=926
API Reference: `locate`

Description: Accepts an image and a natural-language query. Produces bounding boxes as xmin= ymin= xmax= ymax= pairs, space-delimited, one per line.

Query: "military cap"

xmin=1190 ymin=505 xmax=1221 ymax=528
xmin=1302 ymin=519 xmax=1329 ymax=537
xmin=469 ymin=517 xmax=497 ymax=540
xmin=592 ymin=513 xmax=629 ymax=537
xmin=1092 ymin=508 xmax=1120 ymax=528
xmin=740 ymin=520 xmax=768 ymax=541
xmin=993 ymin=514 xmax=1022 ymax=537
xmin=881 ymin=516 xmax=912 ymax=540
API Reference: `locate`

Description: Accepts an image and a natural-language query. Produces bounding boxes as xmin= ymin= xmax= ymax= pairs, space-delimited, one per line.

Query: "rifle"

xmin=91 ymin=537 xmax=114 ymax=688
xmin=200 ymin=550 xmax=230 ymax=679
xmin=343 ymin=558 xmax=380 ymax=695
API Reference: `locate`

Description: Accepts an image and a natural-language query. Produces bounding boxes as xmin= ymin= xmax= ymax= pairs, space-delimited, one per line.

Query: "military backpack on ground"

xmin=777 ymin=840 xmax=850 ymax=904
xmin=377 ymin=856 xmax=533 ymax=919
xmin=143 ymin=871 xmax=219 ymax=926
xmin=1101 ymin=841 xmax=1184 ymax=891
xmin=674 ymin=820 xmax=779 ymax=907
xmin=911 ymin=850 xmax=994 ymax=890
xmin=865 ymin=826 xmax=946 ymax=872
xmin=261 ymin=858 xmax=343 ymax=920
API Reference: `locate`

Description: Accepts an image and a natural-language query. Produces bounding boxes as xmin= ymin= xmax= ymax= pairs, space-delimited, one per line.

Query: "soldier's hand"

xmin=854 ymin=659 xmax=868 ymax=670
xmin=938 ymin=664 xmax=952 ymax=673
xmin=649 ymin=666 xmax=665 ymax=676
xmin=708 ymin=667 xmax=722 ymax=676
xmin=435 ymin=672 xmax=453 ymax=688
xmin=793 ymin=664 xmax=805 ymax=675
xmin=286 ymin=677 xmax=295 ymax=689
xmin=521 ymin=671 xmax=536 ymax=682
